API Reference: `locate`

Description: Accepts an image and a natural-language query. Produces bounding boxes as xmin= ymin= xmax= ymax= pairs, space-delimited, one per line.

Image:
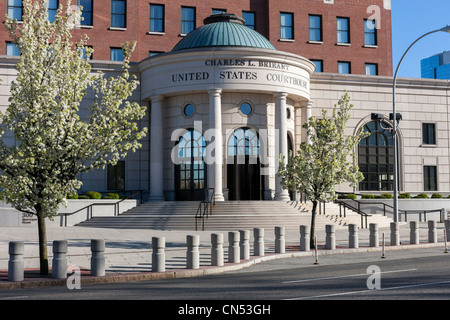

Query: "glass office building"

xmin=421 ymin=51 xmax=450 ymax=79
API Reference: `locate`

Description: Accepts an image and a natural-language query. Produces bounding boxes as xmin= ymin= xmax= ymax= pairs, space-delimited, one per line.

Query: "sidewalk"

xmin=0 ymin=222 xmax=448 ymax=289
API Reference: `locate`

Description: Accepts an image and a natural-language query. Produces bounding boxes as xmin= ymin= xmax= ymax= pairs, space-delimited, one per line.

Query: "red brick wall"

xmin=0 ymin=0 xmax=392 ymax=76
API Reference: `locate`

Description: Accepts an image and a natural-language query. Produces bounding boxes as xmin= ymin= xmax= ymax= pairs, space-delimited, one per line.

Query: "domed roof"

xmin=172 ymin=13 xmax=276 ymax=52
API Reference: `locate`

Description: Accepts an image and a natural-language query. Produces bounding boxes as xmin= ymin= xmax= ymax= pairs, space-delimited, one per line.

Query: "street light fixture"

xmin=392 ymin=25 xmax=450 ymax=223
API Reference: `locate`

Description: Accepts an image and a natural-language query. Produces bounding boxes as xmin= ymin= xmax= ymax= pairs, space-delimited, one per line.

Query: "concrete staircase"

xmin=76 ymin=200 xmax=393 ymax=231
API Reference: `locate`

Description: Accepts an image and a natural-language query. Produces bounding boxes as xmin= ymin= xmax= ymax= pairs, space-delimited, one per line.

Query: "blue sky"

xmin=391 ymin=0 xmax=450 ymax=78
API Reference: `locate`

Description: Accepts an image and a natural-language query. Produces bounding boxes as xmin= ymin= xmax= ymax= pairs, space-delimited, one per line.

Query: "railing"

xmin=59 ymin=190 xmax=144 ymax=227
xmin=195 ymin=188 xmax=215 ymax=231
xmin=334 ymin=200 xmax=372 ymax=229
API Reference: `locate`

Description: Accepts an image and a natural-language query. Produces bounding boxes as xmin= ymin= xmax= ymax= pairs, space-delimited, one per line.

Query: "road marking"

xmin=282 ymin=268 xmax=418 ymax=284
xmin=284 ymin=279 xmax=450 ymax=300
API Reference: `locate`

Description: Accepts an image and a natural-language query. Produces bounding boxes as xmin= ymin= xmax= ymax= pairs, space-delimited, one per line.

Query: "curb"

xmin=0 ymin=241 xmax=447 ymax=290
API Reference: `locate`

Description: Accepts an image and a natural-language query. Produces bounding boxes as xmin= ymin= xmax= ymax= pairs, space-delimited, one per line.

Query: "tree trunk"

xmin=37 ymin=209 xmax=49 ymax=275
xmin=310 ymin=200 xmax=318 ymax=249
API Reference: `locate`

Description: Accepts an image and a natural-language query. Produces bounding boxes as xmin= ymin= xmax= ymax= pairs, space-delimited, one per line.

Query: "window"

xmin=111 ymin=0 xmax=126 ymax=28
xmin=242 ymin=11 xmax=255 ymax=30
xmin=422 ymin=123 xmax=436 ymax=145
xmin=47 ymin=0 xmax=58 ymax=22
xmin=183 ymin=104 xmax=195 ymax=118
xmin=311 ymin=60 xmax=323 ymax=72
xmin=150 ymin=4 xmax=164 ymax=33
xmin=110 ymin=48 xmax=124 ymax=61
xmin=6 ymin=43 xmax=20 ymax=56
xmin=78 ymin=0 xmax=93 ymax=26
xmin=108 ymin=161 xmax=125 ymax=190
xmin=337 ymin=17 xmax=350 ymax=44
xmin=7 ymin=0 xmax=22 ymax=21
xmin=365 ymin=63 xmax=378 ymax=75
xmin=364 ymin=19 xmax=377 ymax=45
xmin=309 ymin=15 xmax=322 ymax=42
xmin=280 ymin=12 xmax=293 ymax=40
xmin=212 ymin=9 xmax=226 ymax=14
xmin=181 ymin=7 xmax=195 ymax=35
xmin=424 ymin=166 xmax=437 ymax=191
xmin=338 ymin=61 xmax=351 ymax=74
xmin=239 ymin=102 xmax=253 ymax=116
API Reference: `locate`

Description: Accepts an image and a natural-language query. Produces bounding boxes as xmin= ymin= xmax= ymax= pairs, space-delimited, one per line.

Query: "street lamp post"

xmin=392 ymin=26 xmax=450 ymax=223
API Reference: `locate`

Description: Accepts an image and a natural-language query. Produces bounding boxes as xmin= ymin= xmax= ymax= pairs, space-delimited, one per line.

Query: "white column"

xmin=149 ymin=95 xmax=164 ymax=201
xmin=274 ymin=92 xmax=290 ymax=201
xmin=208 ymin=89 xmax=225 ymax=201
xmin=302 ymin=101 xmax=313 ymax=145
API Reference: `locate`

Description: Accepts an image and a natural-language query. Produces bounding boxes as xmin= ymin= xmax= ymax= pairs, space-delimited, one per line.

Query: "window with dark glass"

xmin=337 ymin=17 xmax=350 ymax=43
xmin=422 ymin=123 xmax=436 ymax=145
xmin=338 ymin=61 xmax=351 ymax=74
xmin=309 ymin=15 xmax=322 ymax=41
xmin=424 ymin=166 xmax=437 ymax=191
xmin=111 ymin=0 xmax=126 ymax=28
xmin=78 ymin=0 xmax=93 ymax=26
xmin=6 ymin=42 xmax=20 ymax=56
xmin=8 ymin=0 xmax=22 ymax=21
xmin=150 ymin=4 xmax=164 ymax=33
xmin=364 ymin=19 xmax=377 ymax=45
xmin=110 ymin=47 xmax=124 ymax=61
xmin=311 ymin=60 xmax=323 ymax=72
xmin=365 ymin=63 xmax=378 ymax=75
xmin=242 ymin=11 xmax=255 ymax=30
xmin=181 ymin=6 xmax=196 ymax=34
xmin=47 ymin=0 xmax=58 ymax=22
xmin=212 ymin=9 xmax=226 ymax=14
xmin=280 ymin=12 xmax=293 ymax=40
xmin=108 ymin=161 xmax=125 ymax=190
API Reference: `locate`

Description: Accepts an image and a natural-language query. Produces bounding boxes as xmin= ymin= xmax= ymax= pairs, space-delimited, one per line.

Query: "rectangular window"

xmin=7 ymin=0 xmax=22 ymax=21
xmin=422 ymin=123 xmax=436 ymax=145
xmin=108 ymin=161 xmax=125 ymax=190
xmin=337 ymin=17 xmax=350 ymax=44
xmin=150 ymin=4 xmax=164 ymax=33
xmin=365 ymin=63 xmax=378 ymax=75
xmin=6 ymin=42 xmax=20 ymax=56
xmin=78 ymin=0 xmax=93 ymax=26
xmin=111 ymin=0 xmax=126 ymax=28
xmin=338 ymin=61 xmax=351 ymax=74
xmin=110 ymin=47 xmax=124 ymax=61
xmin=212 ymin=9 xmax=226 ymax=14
xmin=47 ymin=0 xmax=58 ymax=22
xmin=181 ymin=6 xmax=196 ymax=35
xmin=242 ymin=11 xmax=255 ymax=30
xmin=364 ymin=19 xmax=377 ymax=45
xmin=424 ymin=166 xmax=437 ymax=191
xmin=280 ymin=12 xmax=293 ymax=40
xmin=311 ymin=60 xmax=323 ymax=72
xmin=309 ymin=15 xmax=322 ymax=42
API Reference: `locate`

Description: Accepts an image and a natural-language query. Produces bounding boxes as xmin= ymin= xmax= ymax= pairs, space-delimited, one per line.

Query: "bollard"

xmin=228 ymin=231 xmax=240 ymax=263
xmin=8 ymin=241 xmax=24 ymax=282
xmin=410 ymin=221 xmax=419 ymax=245
xmin=428 ymin=220 xmax=437 ymax=243
xmin=348 ymin=224 xmax=359 ymax=249
xmin=90 ymin=239 xmax=105 ymax=277
xmin=152 ymin=237 xmax=166 ymax=272
xmin=186 ymin=235 xmax=200 ymax=269
xmin=275 ymin=226 xmax=285 ymax=254
xmin=211 ymin=233 xmax=224 ymax=266
xmin=445 ymin=220 xmax=450 ymax=241
xmin=325 ymin=225 xmax=336 ymax=250
xmin=253 ymin=228 xmax=265 ymax=256
xmin=300 ymin=225 xmax=310 ymax=252
xmin=369 ymin=223 xmax=379 ymax=247
xmin=52 ymin=240 xmax=68 ymax=279
xmin=239 ymin=230 xmax=250 ymax=260
xmin=390 ymin=222 xmax=400 ymax=246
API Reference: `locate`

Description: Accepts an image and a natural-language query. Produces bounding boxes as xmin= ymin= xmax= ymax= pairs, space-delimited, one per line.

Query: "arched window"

xmin=358 ymin=121 xmax=395 ymax=191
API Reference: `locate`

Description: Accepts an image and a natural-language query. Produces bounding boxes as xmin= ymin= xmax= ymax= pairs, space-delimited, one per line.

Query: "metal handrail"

xmin=195 ymin=188 xmax=215 ymax=231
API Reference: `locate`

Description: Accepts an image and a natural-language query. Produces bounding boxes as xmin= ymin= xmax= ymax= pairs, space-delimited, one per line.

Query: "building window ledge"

xmin=108 ymin=27 xmax=127 ymax=31
xmin=78 ymin=25 xmax=93 ymax=29
xmin=308 ymin=40 xmax=323 ymax=45
xmin=420 ymin=144 xmax=438 ymax=148
xmin=147 ymin=31 xmax=165 ymax=36
xmin=363 ymin=44 xmax=378 ymax=48
xmin=279 ymin=38 xmax=295 ymax=42
xmin=336 ymin=42 xmax=351 ymax=47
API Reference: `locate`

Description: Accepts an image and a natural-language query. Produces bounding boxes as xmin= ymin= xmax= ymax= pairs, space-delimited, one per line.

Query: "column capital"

xmin=208 ymin=88 xmax=222 ymax=96
xmin=274 ymin=92 xmax=288 ymax=99
xmin=150 ymin=94 xmax=164 ymax=103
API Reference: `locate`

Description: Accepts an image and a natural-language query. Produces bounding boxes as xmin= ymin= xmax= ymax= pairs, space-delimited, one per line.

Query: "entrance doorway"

xmin=227 ymin=127 xmax=262 ymax=200
xmin=174 ymin=129 xmax=207 ymax=201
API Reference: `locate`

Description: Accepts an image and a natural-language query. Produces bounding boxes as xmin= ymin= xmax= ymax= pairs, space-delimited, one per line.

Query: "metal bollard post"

xmin=428 ymin=220 xmax=437 ymax=243
xmin=8 ymin=241 xmax=24 ymax=282
xmin=445 ymin=220 xmax=450 ymax=241
xmin=300 ymin=225 xmax=310 ymax=252
xmin=90 ymin=239 xmax=105 ymax=277
xmin=186 ymin=235 xmax=200 ymax=269
xmin=52 ymin=240 xmax=68 ymax=279
xmin=410 ymin=221 xmax=419 ymax=245
xmin=253 ymin=228 xmax=265 ymax=256
xmin=239 ymin=230 xmax=250 ymax=260
xmin=369 ymin=223 xmax=379 ymax=247
xmin=211 ymin=233 xmax=224 ymax=266
xmin=325 ymin=225 xmax=335 ymax=250
xmin=228 ymin=231 xmax=240 ymax=263
xmin=348 ymin=224 xmax=359 ymax=249
xmin=152 ymin=237 xmax=165 ymax=272
xmin=390 ymin=222 xmax=400 ymax=246
xmin=275 ymin=226 xmax=285 ymax=253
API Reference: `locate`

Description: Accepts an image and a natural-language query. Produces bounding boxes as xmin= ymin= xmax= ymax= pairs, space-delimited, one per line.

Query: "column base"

xmin=148 ymin=195 xmax=165 ymax=201
xmin=274 ymin=191 xmax=291 ymax=201
xmin=214 ymin=194 xmax=225 ymax=202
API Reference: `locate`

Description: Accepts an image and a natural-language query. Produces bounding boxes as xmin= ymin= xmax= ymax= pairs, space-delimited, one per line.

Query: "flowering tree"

xmin=0 ymin=0 xmax=147 ymax=274
xmin=278 ymin=93 xmax=367 ymax=248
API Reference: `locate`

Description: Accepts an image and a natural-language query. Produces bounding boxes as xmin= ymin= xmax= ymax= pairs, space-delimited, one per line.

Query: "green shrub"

xmin=380 ymin=193 xmax=393 ymax=199
xmin=398 ymin=193 xmax=411 ymax=199
xmin=106 ymin=193 xmax=120 ymax=199
xmin=66 ymin=193 xmax=78 ymax=199
xmin=414 ymin=193 xmax=429 ymax=199
xmin=338 ymin=193 xmax=357 ymax=200
xmin=78 ymin=195 xmax=90 ymax=199
xmin=361 ymin=194 xmax=374 ymax=199
xmin=86 ymin=191 xmax=102 ymax=199
xmin=431 ymin=193 xmax=444 ymax=199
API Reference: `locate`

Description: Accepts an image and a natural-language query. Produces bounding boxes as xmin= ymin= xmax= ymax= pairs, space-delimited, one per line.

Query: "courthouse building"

xmin=1 ymin=0 xmax=450 ymax=202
